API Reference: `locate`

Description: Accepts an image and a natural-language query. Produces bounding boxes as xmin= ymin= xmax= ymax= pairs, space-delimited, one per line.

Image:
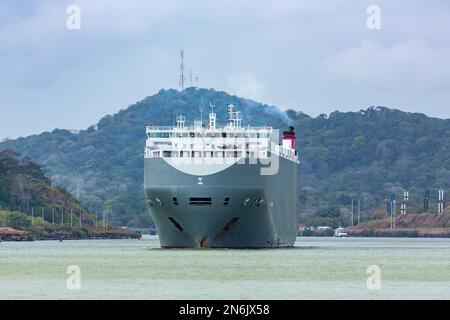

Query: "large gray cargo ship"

xmin=144 ymin=104 xmax=299 ymax=248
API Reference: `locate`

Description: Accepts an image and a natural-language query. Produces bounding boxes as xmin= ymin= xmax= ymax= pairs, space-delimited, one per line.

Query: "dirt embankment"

xmin=350 ymin=212 xmax=450 ymax=238
xmin=0 ymin=227 xmax=32 ymax=241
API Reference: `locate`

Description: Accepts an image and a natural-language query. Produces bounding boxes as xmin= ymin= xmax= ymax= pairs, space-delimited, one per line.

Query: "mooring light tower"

xmin=424 ymin=189 xmax=430 ymax=212
xmin=438 ymin=189 xmax=445 ymax=214
xmin=390 ymin=192 xmax=396 ymax=229
xmin=401 ymin=191 xmax=409 ymax=214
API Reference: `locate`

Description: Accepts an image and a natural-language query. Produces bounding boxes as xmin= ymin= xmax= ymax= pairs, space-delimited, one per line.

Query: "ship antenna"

xmin=176 ymin=114 xmax=186 ymax=129
xmin=227 ymin=103 xmax=242 ymax=128
xmin=200 ymin=96 xmax=204 ymax=125
xmin=209 ymin=102 xmax=216 ymax=129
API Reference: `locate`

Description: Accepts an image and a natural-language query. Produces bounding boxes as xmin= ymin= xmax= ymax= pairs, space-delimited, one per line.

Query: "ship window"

xmin=223 ymin=197 xmax=230 ymax=206
xmin=163 ymin=151 xmax=171 ymax=157
xmin=221 ymin=132 xmax=226 ymax=138
xmin=189 ymin=197 xmax=212 ymax=206
xmin=190 ymin=132 xmax=195 ymax=138
xmin=172 ymin=197 xmax=179 ymax=206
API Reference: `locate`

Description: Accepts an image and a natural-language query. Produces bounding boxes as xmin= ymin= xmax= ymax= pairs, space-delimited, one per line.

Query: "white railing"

xmin=146 ymin=125 xmax=273 ymax=131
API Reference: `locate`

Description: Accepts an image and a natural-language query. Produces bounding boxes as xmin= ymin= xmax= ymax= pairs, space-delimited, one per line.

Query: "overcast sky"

xmin=1 ymin=0 xmax=450 ymax=139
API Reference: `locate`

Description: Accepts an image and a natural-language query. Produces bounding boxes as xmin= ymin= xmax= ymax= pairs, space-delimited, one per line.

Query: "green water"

xmin=0 ymin=236 xmax=449 ymax=299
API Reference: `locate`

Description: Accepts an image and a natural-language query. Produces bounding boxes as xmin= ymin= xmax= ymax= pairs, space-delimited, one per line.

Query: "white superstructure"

xmin=145 ymin=104 xmax=298 ymax=165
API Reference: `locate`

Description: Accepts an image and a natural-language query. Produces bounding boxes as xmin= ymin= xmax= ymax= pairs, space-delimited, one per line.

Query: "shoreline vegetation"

xmin=0 ymin=224 xmax=140 ymax=241
xmin=0 ymin=219 xmax=141 ymax=241
xmin=0 ymin=150 xmax=140 ymax=241
xmin=299 ymin=227 xmax=450 ymax=238
xmin=3 ymin=227 xmax=450 ymax=241
xmin=0 ymin=208 xmax=141 ymax=241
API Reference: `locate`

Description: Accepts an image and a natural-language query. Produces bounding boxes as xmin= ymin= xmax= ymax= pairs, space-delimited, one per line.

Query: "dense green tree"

xmin=316 ymin=206 xmax=341 ymax=218
xmin=8 ymin=211 xmax=32 ymax=229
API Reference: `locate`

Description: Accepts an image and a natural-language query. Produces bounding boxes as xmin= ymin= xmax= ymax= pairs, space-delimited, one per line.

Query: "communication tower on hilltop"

xmin=179 ymin=49 xmax=185 ymax=91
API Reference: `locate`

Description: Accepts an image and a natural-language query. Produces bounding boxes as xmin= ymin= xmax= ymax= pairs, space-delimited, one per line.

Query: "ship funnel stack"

xmin=209 ymin=103 xmax=216 ymax=129
xmin=283 ymin=126 xmax=296 ymax=149
xmin=227 ymin=104 xmax=242 ymax=128
xmin=176 ymin=115 xmax=186 ymax=129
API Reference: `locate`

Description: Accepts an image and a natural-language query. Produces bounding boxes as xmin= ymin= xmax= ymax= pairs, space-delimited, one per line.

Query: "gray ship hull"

xmin=144 ymin=157 xmax=299 ymax=248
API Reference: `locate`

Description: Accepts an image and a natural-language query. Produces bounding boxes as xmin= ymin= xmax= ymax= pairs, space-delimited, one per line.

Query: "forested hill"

xmin=293 ymin=107 xmax=450 ymax=216
xmin=0 ymin=149 xmax=88 ymax=221
xmin=1 ymin=88 xmax=449 ymax=227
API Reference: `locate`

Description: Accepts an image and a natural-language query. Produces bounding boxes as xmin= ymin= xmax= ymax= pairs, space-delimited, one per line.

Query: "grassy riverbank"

xmin=0 ymin=210 xmax=140 ymax=241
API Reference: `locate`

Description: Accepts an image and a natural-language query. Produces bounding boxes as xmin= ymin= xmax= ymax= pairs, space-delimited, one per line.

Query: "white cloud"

xmin=321 ymin=39 xmax=450 ymax=91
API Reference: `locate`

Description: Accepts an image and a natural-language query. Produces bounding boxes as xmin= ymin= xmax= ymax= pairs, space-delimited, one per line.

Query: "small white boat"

xmin=334 ymin=227 xmax=348 ymax=237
